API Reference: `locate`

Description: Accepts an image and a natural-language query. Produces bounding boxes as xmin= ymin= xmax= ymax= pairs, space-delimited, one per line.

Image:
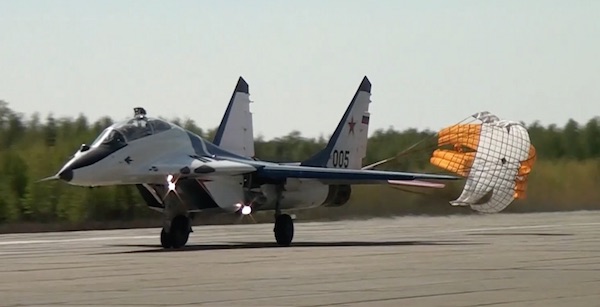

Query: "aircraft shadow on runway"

xmin=467 ymin=232 xmax=573 ymax=236
xmin=98 ymin=239 xmax=488 ymax=254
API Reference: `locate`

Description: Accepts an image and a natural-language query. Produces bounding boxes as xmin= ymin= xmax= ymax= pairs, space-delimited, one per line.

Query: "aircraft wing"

xmin=126 ymin=154 xmax=458 ymax=186
xmin=253 ymin=164 xmax=460 ymax=185
xmin=129 ymin=154 xmax=257 ymax=184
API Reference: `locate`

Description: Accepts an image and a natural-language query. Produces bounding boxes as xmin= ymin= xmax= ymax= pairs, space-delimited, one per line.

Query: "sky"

xmin=1 ymin=0 xmax=599 ymax=140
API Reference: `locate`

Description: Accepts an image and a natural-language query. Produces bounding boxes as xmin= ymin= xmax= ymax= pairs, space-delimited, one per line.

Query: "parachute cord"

xmin=363 ymin=115 xmax=477 ymax=170
xmin=362 ymin=136 xmax=433 ymax=170
xmin=364 ymin=133 xmax=442 ymax=170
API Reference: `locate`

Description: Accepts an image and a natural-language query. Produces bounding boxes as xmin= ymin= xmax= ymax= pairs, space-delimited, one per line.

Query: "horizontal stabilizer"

xmin=388 ymin=180 xmax=446 ymax=189
xmin=255 ymin=164 xmax=460 ymax=185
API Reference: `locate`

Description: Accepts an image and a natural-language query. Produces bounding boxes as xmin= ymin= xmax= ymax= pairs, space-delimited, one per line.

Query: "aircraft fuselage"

xmin=58 ymin=118 xmax=353 ymax=215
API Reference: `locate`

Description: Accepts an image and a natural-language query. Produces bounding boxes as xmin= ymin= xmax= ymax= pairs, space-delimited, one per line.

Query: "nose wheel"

xmin=160 ymin=215 xmax=191 ymax=249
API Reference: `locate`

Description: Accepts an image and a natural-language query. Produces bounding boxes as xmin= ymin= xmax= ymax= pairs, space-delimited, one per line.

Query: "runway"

xmin=1 ymin=211 xmax=600 ymax=306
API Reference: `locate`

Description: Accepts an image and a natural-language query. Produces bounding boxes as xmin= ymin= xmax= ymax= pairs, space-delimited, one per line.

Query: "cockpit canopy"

xmin=90 ymin=108 xmax=174 ymax=148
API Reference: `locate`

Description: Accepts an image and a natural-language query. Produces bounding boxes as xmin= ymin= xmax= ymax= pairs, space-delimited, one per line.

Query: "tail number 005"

xmin=332 ymin=150 xmax=350 ymax=168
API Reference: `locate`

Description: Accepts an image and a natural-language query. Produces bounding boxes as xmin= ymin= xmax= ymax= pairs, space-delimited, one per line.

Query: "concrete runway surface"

xmin=1 ymin=211 xmax=600 ymax=307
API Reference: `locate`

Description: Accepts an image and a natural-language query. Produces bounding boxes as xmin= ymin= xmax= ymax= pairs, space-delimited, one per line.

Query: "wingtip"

xmin=235 ymin=76 xmax=249 ymax=94
xmin=359 ymin=76 xmax=371 ymax=93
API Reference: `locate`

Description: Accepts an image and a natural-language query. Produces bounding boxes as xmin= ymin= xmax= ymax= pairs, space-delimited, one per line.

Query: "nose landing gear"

xmin=160 ymin=215 xmax=191 ymax=249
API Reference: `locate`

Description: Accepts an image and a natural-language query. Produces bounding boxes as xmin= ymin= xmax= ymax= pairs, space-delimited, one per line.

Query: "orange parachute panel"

xmin=513 ymin=145 xmax=537 ymax=199
xmin=430 ymin=149 xmax=476 ymax=177
xmin=517 ymin=145 xmax=537 ymax=176
xmin=514 ymin=181 xmax=528 ymax=199
xmin=437 ymin=124 xmax=481 ymax=150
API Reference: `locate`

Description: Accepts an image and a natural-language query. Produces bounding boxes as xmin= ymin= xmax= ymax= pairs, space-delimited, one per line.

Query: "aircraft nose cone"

xmin=58 ymin=168 xmax=73 ymax=182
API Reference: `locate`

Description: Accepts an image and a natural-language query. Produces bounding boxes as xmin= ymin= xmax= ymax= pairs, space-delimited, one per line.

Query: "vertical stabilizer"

xmin=301 ymin=76 xmax=372 ymax=169
xmin=212 ymin=76 xmax=255 ymax=157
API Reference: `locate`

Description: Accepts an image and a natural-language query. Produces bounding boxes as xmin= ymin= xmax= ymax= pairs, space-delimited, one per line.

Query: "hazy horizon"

xmin=1 ymin=0 xmax=598 ymax=140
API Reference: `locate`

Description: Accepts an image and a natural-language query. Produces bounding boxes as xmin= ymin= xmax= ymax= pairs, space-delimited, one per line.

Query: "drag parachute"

xmin=429 ymin=111 xmax=536 ymax=213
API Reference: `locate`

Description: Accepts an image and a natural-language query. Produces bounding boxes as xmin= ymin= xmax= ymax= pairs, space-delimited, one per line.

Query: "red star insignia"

xmin=348 ymin=117 xmax=356 ymax=135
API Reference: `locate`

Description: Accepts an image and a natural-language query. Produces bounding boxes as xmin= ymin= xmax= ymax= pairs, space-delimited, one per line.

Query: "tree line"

xmin=1 ymin=100 xmax=599 ymax=229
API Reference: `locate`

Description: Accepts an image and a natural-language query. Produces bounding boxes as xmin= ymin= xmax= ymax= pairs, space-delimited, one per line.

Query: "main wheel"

xmin=160 ymin=228 xmax=172 ymax=248
xmin=160 ymin=215 xmax=191 ymax=249
xmin=274 ymin=214 xmax=294 ymax=246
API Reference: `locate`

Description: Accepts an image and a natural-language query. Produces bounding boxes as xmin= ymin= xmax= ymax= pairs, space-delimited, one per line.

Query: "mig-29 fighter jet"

xmin=44 ymin=76 xmax=459 ymax=249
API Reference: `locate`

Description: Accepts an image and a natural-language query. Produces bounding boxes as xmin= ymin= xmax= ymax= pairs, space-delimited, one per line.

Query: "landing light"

xmin=167 ymin=175 xmax=176 ymax=191
xmin=241 ymin=205 xmax=252 ymax=215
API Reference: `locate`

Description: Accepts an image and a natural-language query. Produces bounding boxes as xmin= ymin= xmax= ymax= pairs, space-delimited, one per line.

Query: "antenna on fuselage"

xmin=134 ymin=107 xmax=147 ymax=118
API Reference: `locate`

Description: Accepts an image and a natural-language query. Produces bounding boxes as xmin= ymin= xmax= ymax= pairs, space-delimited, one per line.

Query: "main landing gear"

xmin=158 ymin=182 xmax=293 ymax=248
xmin=274 ymin=213 xmax=294 ymax=246
xmin=273 ymin=184 xmax=294 ymax=246
xmin=160 ymin=215 xmax=191 ymax=249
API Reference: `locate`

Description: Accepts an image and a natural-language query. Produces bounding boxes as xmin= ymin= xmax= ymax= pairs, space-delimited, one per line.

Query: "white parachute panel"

xmin=429 ymin=111 xmax=537 ymax=213
xmin=451 ymin=119 xmax=532 ymax=213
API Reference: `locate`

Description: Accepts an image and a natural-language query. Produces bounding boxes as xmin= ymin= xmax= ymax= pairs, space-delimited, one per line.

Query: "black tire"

xmin=160 ymin=228 xmax=172 ymax=248
xmin=160 ymin=215 xmax=190 ymax=249
xmin=170 ymin=215 xmax=190 ymax=249
xmin=274 ymin=214 xmax=294 ymax=246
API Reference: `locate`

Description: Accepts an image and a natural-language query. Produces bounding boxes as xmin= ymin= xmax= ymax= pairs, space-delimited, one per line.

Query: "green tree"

xmin=0 ymin=99 xmax=598 ymax=228
xmin=582 ymin=117 xmax=600 ymax=158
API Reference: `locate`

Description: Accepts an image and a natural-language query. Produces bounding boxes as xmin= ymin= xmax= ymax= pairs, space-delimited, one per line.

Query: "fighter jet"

xmin=46 ymin=76 xmax=459 ymax=249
